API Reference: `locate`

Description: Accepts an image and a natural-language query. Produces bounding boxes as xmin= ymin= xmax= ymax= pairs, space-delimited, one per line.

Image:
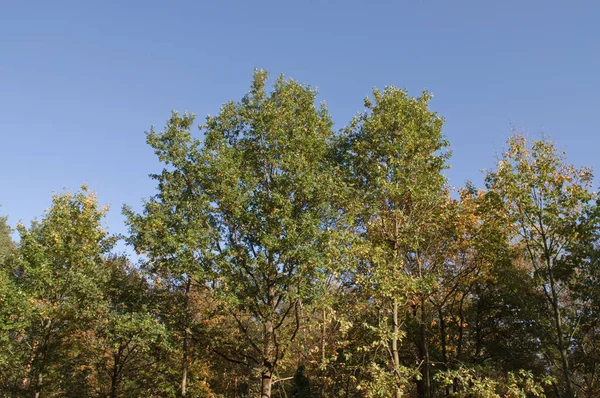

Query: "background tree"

xmin=428 ymin=185 xmax=546 ymax=395
xmin=12 ymin=186 xmax=115 ymax=397
xmin=486 ymin=135 xmax=599 ymax=397
xmin=71 ymin=256 xmax=174 ymax=398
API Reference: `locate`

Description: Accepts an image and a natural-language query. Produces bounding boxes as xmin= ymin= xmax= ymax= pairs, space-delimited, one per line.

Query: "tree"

xmin=428 ymin=185 xmax=546 ymax=395
xmin=126 ymin=70 xmax=345 ymax=397
xmin=337 ymin=87 xmax=451 ymax=397
xmin=124 ymin=109 xmax=212 ymax=397
xmin=13 ymin=186 xmax=115 ymax=397
xmin=486 ymin=134 xmax=598 ymax=397
xmin=567 ymin=203 xmax=600 ymax=397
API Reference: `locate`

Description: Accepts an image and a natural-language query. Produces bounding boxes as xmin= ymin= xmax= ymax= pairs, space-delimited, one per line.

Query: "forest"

xmin=1 ymin=70 xmax=599 ymax=398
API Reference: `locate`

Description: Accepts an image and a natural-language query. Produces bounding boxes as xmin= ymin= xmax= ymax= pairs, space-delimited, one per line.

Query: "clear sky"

xmin=2 ymin=1 xmax=599 ymax=250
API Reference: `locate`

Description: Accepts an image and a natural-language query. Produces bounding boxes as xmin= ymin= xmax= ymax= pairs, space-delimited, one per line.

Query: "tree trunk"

xmin=455 ymin=294 xmax=466 ymax=395
xmin=548 ymin=264 xmax=574 ymax=398
xmin=261 ymin=369 xmax=273 ymax=398
xmin=261 ymin=314 xmax=275 ymax=398
xmin=416 ymin=255 xmax=431 ymax=398
xmin=420 ymin=296 xmax=431 ymax=398
xmin=474 ymin=289 xmax=484 ymax=359
xmin=457 ymin=293 xmax=465 ymax=361
xmin=391 ymin=218 xmax=402 ymax=398
xmin=20 ymin=340 xmax=38 ymax=390
xmin=392 ymin=299 xmax=402 ymax=398
xmin=439 ymin=307 xmax=448 ymax=366
xmin=438 ymin=307 xmax=450 ymax=397
xmin=33 ymin=320 xmax=52 ymax=398
xmin=182 ymin=277 xmax=191 ymax=397
xmin=110 ymin=356 xmax=119 ymax=398
xmin=320 ymin=309 xmax=326 ymax=398
xmin=109 ymin=348 xmax=127 ymax=398
xmin=181 ymin=359 xmax=188 ymax=398
xmin=33 ymin=371 xmax=42 ymax=398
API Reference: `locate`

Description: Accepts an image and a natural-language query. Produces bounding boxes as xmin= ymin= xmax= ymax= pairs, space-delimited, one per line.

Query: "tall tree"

xmin=337 ymin=87 xmax=451 ymax=397
xmin=126 ymin=70 xmax=345 ymax=397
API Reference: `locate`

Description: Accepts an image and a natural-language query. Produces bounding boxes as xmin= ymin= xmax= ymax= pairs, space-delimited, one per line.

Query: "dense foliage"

xmin=1 ymin=71 xmax=599 ymax=397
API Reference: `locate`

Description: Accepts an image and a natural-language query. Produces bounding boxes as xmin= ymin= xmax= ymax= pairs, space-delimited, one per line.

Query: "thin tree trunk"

xmin=416 ymin=255 xmax=431 ymax=398
xmin=33 ymin=320 xmax=52 ymax=398
xmin=261 ymin=311 xmax=275 ymax=398
xmin=474 ymin=290 xmax=484 ymax=359
xmin=534 ymin=213 xmax=574 ymax=397
xmin=454 ymin=294 xmax=466 ymax=395
xmin=20 ymin=340 xmax=38 ymax=390
xmin=548 ymin=264 xmax=574 ymax=397
xmin=392 ymin=218 xmax=402 ymax=398
xmin=421 ymin=297 xmax=431 ymax=398
xmin=420 ymin=296 xmax=431 ymax=398
xmin=438 ymin=307 xmax=450 ymax=397
xmin=320 ymin=309 xmax=326 ymax=398
xmin=33 ymin=371 xmax=42 ymax=398
xmin=457 ymin=293 xmax=465 ymax=361
xmin=110 ymin=357 xmax=119 ymax=398
xmin=182 ymin=277 xmax=191 ymax=397
xmin=181 ymin=355 xmax=188 ymax=398
xmin=439 ymin=307 xmax=448 ymax=366
xmin=392 ymin=299 xmax=402 ymax=398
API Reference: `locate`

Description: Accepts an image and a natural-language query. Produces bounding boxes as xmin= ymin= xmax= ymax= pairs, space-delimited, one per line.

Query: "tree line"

xmin=1 ymin=70 xmax=599 ymax=397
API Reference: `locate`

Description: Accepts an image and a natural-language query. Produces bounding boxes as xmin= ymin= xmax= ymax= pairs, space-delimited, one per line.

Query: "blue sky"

xmin=1 ymin=1 xmax=599 ymax=250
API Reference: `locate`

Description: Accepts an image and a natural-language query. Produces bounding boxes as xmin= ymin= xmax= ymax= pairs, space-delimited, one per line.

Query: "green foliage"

xmin=434 ymin=367 xmax=555 ymax=398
